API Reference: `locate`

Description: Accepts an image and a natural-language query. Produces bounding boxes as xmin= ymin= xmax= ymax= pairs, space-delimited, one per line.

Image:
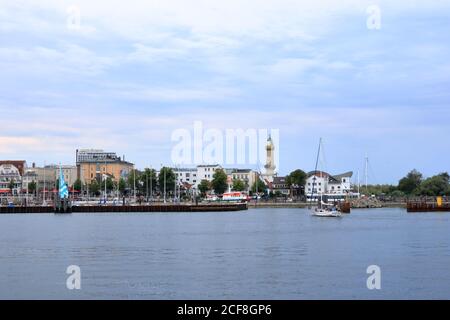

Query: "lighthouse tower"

xmin=262 ymin=135 xmax=276 ymax=183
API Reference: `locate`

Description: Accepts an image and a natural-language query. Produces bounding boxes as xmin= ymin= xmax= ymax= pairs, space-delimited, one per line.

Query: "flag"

xmin=59 ymin=166 xmax=69 ymax=199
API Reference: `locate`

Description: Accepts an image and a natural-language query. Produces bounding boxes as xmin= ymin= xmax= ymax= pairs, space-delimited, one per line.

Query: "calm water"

xmin=0 ymin=208 xmax=449 ymax=300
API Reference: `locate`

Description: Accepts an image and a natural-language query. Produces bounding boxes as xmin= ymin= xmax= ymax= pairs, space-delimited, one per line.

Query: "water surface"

xmin=0 ymin=208 xmax=449 ymax=299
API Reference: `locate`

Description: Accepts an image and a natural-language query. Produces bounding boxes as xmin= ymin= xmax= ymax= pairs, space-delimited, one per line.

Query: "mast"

xmin=43 ymin=161 xmax=46 ymax=205
xmin=357 ymin=170 xmax=361 ymax=198
xmin=150 ymin=165 xmax=153 ymax=203
xmin=310 ymin=138 xmax=322 ymax=207
xmin=364 ymin=155 xmax=369 ymax=190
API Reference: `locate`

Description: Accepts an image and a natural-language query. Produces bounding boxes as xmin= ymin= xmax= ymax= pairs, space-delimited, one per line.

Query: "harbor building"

xmin=305 ymin=171 xmax=354 ymax=202
xmin=270 ymin=176 xmax=290 ymax=196
xmin=174 ymin=165 xmax=258 ymax=192
xmin=225 ymin=168 xmax=258 ymax=192
xmin=197 ymin=164 xmax=222 ymax=182
xmin=174 ymin=168 xmax=198 ymax=186
xmin=22 ymin=163 xmax=77 ymax=192
xmin=0 ymin=161 xmax=26 ymax=195
xmin=76 ymin=149 xmax=134 ymax=184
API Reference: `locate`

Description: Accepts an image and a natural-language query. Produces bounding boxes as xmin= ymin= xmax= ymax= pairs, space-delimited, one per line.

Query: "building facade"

xmin=174 ymin=168 xmax=198 ymax=186
xmin=225 ymin=168 xmax=258 ymax=191
xmin=271 ymin=176 xmax=290 ymax=195
xmin=0 ymin=161 xmax=25 ymax=195
xmin=22 ymin=164 xmax=77 ymax=192
xmin=76 ymin=149 xmax=134 ymax=184
xmin=305 ymin=170 xmax=353 ymax=201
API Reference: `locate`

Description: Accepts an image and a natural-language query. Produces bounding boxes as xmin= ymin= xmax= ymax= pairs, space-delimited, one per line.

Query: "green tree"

xmin=251 ymin=178 xmax=267 ymax=194
xmin=398 ymin=169 xmax=423 ymax=195
xmin=361 ymin=184 xmax=399 ymax=196
xmin=89 ymin=180 xmax=100 ymax=196
xmin=198 ymin=179 xmax=211 ymax=197
xmin=73 ymin=179 xmax=82 ymax=192
xmin=232 ymin=179 xmax=245 ymax=191
xmin=140 ymin=168 xmax=157 ymax=196
xmin=417 ymin=172 xmax=449 ymax=196
xmin=158 ymin=167 xmax=176 ymax=193
xmin=127 ymin=169 xmax=141 ymax=190
xmin=286 ymin=169 xmax=307 ymax=196
xmin=286 ymin=169 xmax=307 ymax=187
xmin=118 ymin=178 xmax=127 ymax=194
xmin=212 ymin=169 xmax=228 ymax=195
xmin=28 ymin=180 xmax=37 ymax=195
xmin=105 ymin=177 xmax=115 ymax=192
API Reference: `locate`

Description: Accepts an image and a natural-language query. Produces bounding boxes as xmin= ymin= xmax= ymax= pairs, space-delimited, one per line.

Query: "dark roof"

xmin=332 ymin=171 xmax=353 ymax=180
xmin=308 ymin=170 xmax=353 ymax=183
xmin=273 ymin=176 xmax=288 ymax=184
xmin=307 ymin=170 xmax=330 ymax=178
xmin=0 ymin=161 xmax=26 ymax=175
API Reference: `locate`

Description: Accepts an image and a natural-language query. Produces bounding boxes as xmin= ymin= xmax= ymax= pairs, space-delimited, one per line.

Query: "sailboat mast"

xmin=310 ymin=138 xmax=322 ymax=206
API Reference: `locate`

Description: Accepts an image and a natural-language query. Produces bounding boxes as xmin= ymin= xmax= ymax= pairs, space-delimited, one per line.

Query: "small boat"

xmin=312 ymin=201 xmax=342 ymax=218
xmin=309 ymin=138 xmax=342 ymax=218
xmin=222 ymin=191 xmax=250 ymax=202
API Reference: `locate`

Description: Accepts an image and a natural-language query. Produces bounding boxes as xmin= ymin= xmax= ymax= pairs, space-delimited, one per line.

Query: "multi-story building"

xmin=22 ymin=163 xmax=77 ymax=192
xmin=174 ymin=168 xmax=198 ymax=186
xmin=225 ymin=168 xmax=258 ymax=191
xmin=305 ymin=171 xmax=353 ymax=201
xmin=271 ymin=176 xmax=290 ymax=195
xmin=174 ymin=165 xmax=258 ymax=192
xmin=0 ymin=161 xmax=26 ymax=195
xmin=76 ymin=149 xmax=134 ymax=184
xmin=197 ymin=164 xmax=222 ymax=182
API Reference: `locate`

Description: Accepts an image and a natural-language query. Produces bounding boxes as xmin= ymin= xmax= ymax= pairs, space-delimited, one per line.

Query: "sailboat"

xmin=310 ymin=138 xmax=342 ymax=218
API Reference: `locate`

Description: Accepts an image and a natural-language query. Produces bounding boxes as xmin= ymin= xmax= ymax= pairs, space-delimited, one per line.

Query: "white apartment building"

xmin=197 ymin=164 xmax=222 ymax=182
xmin=305 ymin=171 xmax=353 ymax=201
xmin=174 ymin=165 xmax=259 ymax=192
xmin=174 ymin=168 xmax=199 ymax=186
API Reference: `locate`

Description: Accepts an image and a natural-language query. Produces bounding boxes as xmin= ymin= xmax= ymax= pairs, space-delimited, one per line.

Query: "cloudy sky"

xmin=0 ymin=0 xmax=449 ymax=183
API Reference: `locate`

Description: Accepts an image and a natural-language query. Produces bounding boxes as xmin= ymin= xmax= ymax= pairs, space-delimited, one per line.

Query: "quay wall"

xmin=0 ymin=204 xmax=248 ymax=214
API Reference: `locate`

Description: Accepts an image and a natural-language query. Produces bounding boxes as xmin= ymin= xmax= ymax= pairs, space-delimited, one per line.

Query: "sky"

xmin=0 ymin=0 xmax=449 ymax=184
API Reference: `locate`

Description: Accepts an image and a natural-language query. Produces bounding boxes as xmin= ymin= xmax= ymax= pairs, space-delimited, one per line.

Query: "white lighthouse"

xmin=262 ymin=135 xmax=276 ymax=183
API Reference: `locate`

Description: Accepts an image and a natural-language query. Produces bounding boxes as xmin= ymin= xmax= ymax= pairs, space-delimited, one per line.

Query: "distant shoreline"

xmin=248 ymin=202 xmax=406 ymax=209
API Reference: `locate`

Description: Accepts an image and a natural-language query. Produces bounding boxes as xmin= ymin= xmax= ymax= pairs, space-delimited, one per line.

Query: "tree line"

xmin=363 ymin=170 xmax=450 ymax=197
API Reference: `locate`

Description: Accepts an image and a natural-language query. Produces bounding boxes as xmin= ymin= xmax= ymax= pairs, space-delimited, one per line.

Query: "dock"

xmin=407 ymin=201 xmax=450 ymax=213
xmin=0 ymin=203 xmax=248 ymax=214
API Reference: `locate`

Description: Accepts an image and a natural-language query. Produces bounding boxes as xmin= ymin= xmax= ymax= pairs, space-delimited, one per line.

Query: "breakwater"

xmin=0 ymin=203 xmax=248 ymax=214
